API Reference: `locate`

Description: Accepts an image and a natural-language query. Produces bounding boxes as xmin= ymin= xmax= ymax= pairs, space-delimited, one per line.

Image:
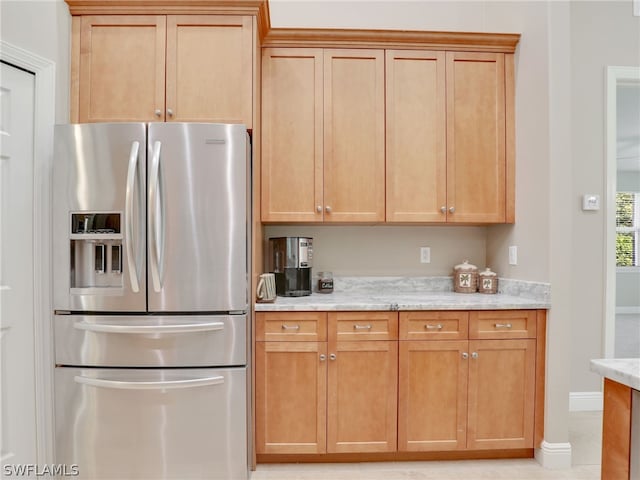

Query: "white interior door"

xmin=0 ymin=61 xmax=37 ymax=467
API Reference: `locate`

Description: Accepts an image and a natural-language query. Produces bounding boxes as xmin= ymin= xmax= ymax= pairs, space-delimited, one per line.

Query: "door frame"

xmin=604 ymin=66 xmax=640 ymax=358
xmin=0 ymin=40 xmax=55 ymax=464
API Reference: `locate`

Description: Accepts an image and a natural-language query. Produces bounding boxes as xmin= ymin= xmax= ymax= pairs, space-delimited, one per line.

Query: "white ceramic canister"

xmin=478 ymin=267 xmax=498 ymax=294
xmin=453 ymin=260 xmax=478 ymax=293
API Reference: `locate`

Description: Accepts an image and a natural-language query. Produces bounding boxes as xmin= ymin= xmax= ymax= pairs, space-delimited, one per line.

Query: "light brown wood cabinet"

xmin=255 ymin=311 xmax=397 ymax=454
xmin=261 ymin=48 xmax=386 ymax=222
xmin=398 ymin=310 xmax=537 ymax=452
xmin=263 ymin=46 xmax=514 ymax=224
xmin=73 ymin=14 xmax=253 ymax=125
xmin=257 ymin=309 xmax=543 ymax=461
xmin=386 ymin=51 xmax=514 ymax=223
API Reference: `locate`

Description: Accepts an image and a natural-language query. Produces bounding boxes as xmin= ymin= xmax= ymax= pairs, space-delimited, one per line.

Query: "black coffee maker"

xmin=268 ymin=237 xmax=313 ymax=296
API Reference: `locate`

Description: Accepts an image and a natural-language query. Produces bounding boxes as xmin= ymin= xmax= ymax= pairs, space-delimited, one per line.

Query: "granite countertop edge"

xmin=590 ymin=358 xmax=640 ymax=391
xmin=254 ymin=276 xmax=550 ymax=312
xmin=255 ymin=292 xmax=550 ymax=312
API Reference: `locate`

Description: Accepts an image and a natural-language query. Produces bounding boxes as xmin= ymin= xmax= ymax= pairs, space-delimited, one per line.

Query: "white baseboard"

xmin=535 ymin=441 xmax=572 ymax=469
xmin=616 ymin=306 xmax=640 ymax=315
xmin=570 ymin=391 xmax=603 ymax=411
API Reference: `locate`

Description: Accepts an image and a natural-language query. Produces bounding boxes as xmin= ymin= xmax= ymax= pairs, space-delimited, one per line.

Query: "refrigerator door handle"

xmin=73 ymin=320 xmax=225 ymax=334
xmin=125 ymin=141 xmax=140 ymax=293
xmin=74 ymin=375 xmax=225 ymax=390
xmin=148 ymin=140 xmax=162 ymax=293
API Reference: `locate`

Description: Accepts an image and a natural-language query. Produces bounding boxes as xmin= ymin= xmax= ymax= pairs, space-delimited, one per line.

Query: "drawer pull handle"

xmin=354 ymin=324 xmax=372 ymax=330
xmin=281 ymin=324 xmax=300 ymax=331
xmin=494 ymin=323 xmax=513 ymax=329
xmin=425 ymin=324 xmax=443 ymax=330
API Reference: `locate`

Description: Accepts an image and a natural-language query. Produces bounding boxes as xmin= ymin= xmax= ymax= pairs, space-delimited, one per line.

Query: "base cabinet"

xmin=398 ymin=311 xmax=537 ymax=452
xmin=255 ymin=312 xmax=397 ymax=454
xmin=256 ymin=309 xmax=543 ymax=460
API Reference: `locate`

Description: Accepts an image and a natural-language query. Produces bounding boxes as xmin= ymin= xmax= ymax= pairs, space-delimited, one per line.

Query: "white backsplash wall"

xmin=263 ymin=225 xmax=488 ymax=276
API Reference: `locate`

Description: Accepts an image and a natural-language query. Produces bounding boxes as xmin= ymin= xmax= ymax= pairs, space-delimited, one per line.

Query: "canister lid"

xmin=453 ymin=260 xmax=477 ymax=271
xmin=479 ymin=267 xmax=497 ymax=277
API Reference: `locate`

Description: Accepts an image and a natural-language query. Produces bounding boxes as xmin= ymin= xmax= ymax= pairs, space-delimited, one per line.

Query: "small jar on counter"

xmin=478 ymin=267 xmax=498 ymax=294
xmin=453 ymin=260 xmax=478 ymax=293
xmin=317 ymin=271 xmax=334 ymax=293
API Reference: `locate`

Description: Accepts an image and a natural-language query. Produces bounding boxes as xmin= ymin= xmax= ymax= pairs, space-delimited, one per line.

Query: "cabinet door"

xmin=323 ymin=49 xmax=385 ymax=222
xmin=446 ymin=52 xmax=506 ymax=223
xmin=78 ymin=16 xmax=166 ymax=122
xmin=467 ymin=339 xmax=535 ymax=449
xmin=166 ymin=15 xmax=252 ymax=126
xmin=255 ymin=342 xmax=327 ymax=454
xmin=261 ymin=48 xmax=323 ymax=222
xmin=398 ymin=340 xmax=468 ymax=451
xmin=327 ymin=340 xmax=397 ymax=453
xmin=386 ymin=50 xmax=447 ymax=222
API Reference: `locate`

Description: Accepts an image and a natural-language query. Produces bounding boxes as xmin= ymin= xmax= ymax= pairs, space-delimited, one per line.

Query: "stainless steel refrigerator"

xmin=52 ymin=123 xmax=249 ymax=479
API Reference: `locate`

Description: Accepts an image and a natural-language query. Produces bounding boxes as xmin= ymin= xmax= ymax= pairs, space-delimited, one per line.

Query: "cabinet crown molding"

xmin=64 ymin=0 xmax=270 ymax=28
xmin=262 ymin=28 xmax=520 ymax=53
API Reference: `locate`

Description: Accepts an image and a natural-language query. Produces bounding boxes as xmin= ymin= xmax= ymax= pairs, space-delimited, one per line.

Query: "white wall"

xmin=0 ymin=0 xmax=71 ymax=123
xmin=570 ymin=0 xmax=640 ymax=392
xmin=264 ymin=225 xmax=487 ymax=275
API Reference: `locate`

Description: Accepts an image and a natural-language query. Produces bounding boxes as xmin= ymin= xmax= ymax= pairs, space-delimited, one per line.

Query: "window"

xmin=616 ymin=192 xmax=640 ymax=267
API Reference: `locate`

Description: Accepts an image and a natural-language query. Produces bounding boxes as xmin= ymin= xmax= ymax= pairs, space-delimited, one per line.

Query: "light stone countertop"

xmin=255 ymin=276 xmax=550 ymax=312
xmin=590 ymin=358 xmax=640 ymax=391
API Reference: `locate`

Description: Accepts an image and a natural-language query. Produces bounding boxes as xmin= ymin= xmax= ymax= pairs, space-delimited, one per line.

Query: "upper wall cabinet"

xmin=73 ymin=14 xmax=253 ymax=126
xmin=386 ymin=51 xmax=514 ymax=223
xmin=261 ymin=48 xmax=385 ymax=222
xmin=261 ymin=31 xmax=517 ymax=225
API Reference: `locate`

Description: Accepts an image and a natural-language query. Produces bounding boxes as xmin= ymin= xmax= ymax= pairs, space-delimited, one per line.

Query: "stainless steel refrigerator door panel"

xmin=53 ymin=123 xmax=146 ymax=312
xmin=55 ymin=314 xmax=246 ymax=367
xmin=55 ymin=367 xmax=247 ymax=480
xmin=147 ymin=123 xmax=247 ymax=312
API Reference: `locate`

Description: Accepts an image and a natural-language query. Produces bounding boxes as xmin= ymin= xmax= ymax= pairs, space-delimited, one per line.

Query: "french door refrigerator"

xmin=52 ymin=123 xmax=249 ymax=480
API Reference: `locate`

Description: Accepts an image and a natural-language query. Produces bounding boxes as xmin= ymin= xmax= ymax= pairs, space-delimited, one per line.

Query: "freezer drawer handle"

xmin=74 ymin=375 xmax=225 ymax=390
xmin=73 ymin=320 xmax=225 ymax=334
xmin=125 ymin=141 xmax=140 ymax=293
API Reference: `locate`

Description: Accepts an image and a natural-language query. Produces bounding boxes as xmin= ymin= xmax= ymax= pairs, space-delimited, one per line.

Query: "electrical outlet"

xmin=420 ymin=247 xmax=431 ymax=264
xmin=509 ymin=246 xmax=518 ymax=266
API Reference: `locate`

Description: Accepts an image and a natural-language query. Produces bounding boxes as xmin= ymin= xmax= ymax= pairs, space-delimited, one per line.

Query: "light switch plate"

xmin=509 ymin=246 xmax=518 ymax=266
xmin=582 ymin=194 xmax=600 ymax=211
xmin=420 ymin=247 xmax=431 ymax=264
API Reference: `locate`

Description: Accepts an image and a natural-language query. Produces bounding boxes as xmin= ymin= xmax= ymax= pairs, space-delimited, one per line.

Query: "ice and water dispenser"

xmin=69 ymin=212 xmax=123 ymax=291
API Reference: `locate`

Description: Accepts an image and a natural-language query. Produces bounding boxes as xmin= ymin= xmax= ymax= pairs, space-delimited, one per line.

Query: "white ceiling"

xmin=617 ymin=83 xmax=640 ymax=172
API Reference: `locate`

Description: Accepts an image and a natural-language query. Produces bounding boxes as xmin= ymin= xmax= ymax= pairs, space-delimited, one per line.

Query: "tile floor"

xmin=251 ymin=411 xmax=603 ymax=480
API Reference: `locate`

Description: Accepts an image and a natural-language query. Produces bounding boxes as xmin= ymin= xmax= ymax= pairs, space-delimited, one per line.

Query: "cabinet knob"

xmin=167 ymin=108 xmax=174 ymax=117
xmin=325 ymin=206 xmax=332 ymax=213
xmin=471 ymin=352 xmax=479 ymax=359
xmin=316 ymin=205 xmax=322 ymax=213
xmin=440 ymin=206 xmax=447 ymax=214
xmin=449 ymin=207 xmax=455 ymax=214
xmin=329 ymin=353 xmax=337 ymax=361
xmin=319 ymin=354 xmax=326 ymax=361
xmin=154 ymin=109 xmax=162 ymax=117
xmin=462 ymin=352 xmax=469 ymax=359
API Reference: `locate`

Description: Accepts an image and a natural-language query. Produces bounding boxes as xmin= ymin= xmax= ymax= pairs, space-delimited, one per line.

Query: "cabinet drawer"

xmin=469 ymin=310 xmax=537 ymax=339
xmin=329 ymin=312 xmax=398 ymax=341
xmin=256 ymin=312 xmax=327 ymax=341
xmin=399 ymin=311 xmax=469 ymax=340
